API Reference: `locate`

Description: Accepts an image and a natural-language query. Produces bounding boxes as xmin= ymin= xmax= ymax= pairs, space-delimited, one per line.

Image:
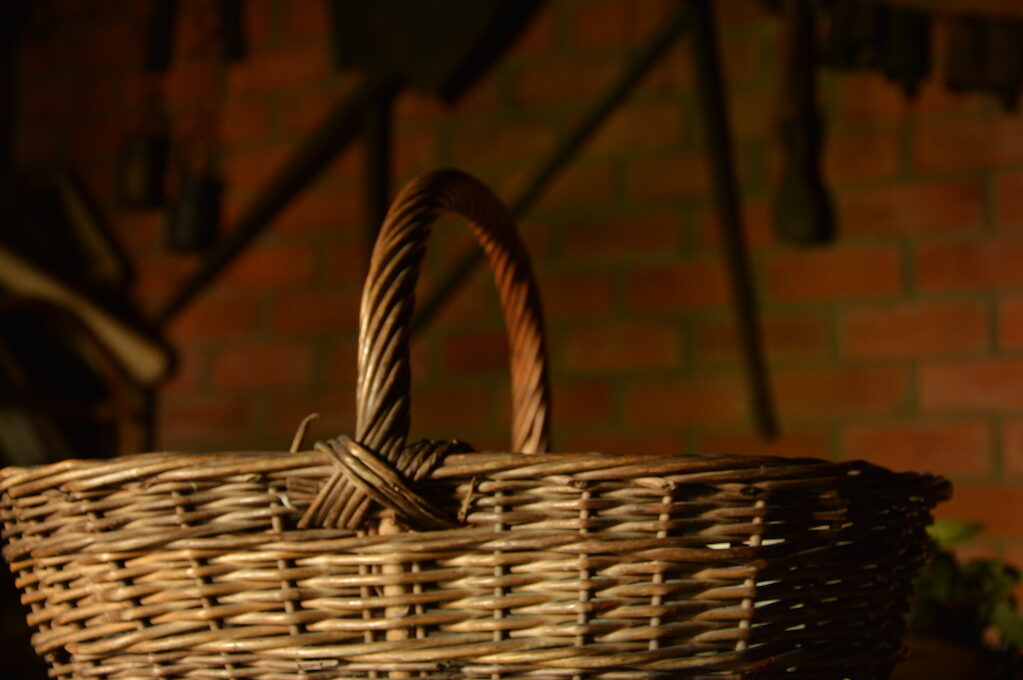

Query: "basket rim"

xmin=0 ymin=448 xmax=951 ymax=502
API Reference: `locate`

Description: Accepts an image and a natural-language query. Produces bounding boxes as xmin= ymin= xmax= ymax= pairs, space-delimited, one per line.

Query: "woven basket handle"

xmin=355 ymin=169 xmax=550 ymax=462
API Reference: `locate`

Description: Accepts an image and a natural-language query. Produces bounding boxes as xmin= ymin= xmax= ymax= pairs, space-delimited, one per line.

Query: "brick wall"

xmin=15 ymin=0 xmax=1023 ymax=561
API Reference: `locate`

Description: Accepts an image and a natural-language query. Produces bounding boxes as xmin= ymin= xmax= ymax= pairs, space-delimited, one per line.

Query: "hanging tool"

xmin=158 ymin=0 xmax=541 ymax=323
xmin=118 ymin=0 xmax=177 ymax=209
xmin=774 ymin=0 xmax=834 ymax=246
xmin=882 ymin=5 xmax=931 ymax=99
xmin=985 ymin=18 xmax=1023 ymax=113
xmin=166 ymin=0 xmax=241 ymax=253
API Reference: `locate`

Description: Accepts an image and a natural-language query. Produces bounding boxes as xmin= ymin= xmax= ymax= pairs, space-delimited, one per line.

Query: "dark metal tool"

xmin=690 ymin=0 xmax=778 ymax=437
xmin=118 ymin=0 xmax=177 ymax=209
xmin=167 ymin=171 xmax=223 ymax=252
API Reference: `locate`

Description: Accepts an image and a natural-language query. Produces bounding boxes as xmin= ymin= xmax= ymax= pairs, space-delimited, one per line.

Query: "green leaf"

xmin=991 ymin=603 xmax=1023 ymax=648
xmin=927 ymin=520 xmax=983 ymax=549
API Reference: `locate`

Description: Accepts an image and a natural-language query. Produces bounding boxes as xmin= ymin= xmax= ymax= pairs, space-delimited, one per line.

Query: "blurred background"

xmin=2 ymin=0 xmax=1023 ymax=676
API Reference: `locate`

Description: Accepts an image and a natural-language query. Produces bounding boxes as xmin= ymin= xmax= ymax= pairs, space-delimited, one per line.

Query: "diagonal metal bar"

xmin=409 ymin=5 xmax=690 ymax=334
xmin=689 ymin=0 xmax=778 ymax=438
xmin=157 ymin=71 xmax=399 ymax=324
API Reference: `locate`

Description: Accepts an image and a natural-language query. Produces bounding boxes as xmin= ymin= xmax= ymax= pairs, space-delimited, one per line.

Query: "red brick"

xmin=840 ymin=302 xmax=987 ymax=358
xmin=220 ymin=96 xmax=273 ymax=147
xmin=159 ymin=394 xmax=258 ymax=445
xmin=449 ymin=120 xmax=556 ymax=168
xmin=842 ymin=421 xmax=992 ymax=476
xmin=66 ymin=115 xmax=126 ymax=160
xmin=937 ymin=484 xmax=1023 ymax=539
xmin=553 ymin=379 xmax=615 ymax=427
xmin=774 ymin=366 xmax=909 ymax=419
xmin=110 ymin=212 xmax=162 ymax=255
xmin=394 ymin=91 xmax=446 ymax=121
xmin=995 ymin=171 xmax=1023 ymax=227
xmin=697 ymin=199 xmax=774 ymax=248
xmin=640 ymin=43 xmax=694 ymax=94
xmin=220 ymin=244 xmax=317 ymax=291
xmin=281 ymin=0 xmax=330 ymax=41
xmin=835 ymin=73 xmax=982 ymax=123
xmin=646 ymin=29 xmax=760 ymax=92
xmin=572 ymin=0 xmax=632 ymax=49
xmin=565 ymin=213 xmax=683 ymax=260
xmin=727 ymin=88 xmax=776 ymax=142
xmin=511 ymin=56 xmax=621 ymax=106
xmin=243 ymin=0 xmax=275 ymax=48
xmin=558 ymin=430 xmax=686 ymax=456
xmin=265 ymin=391 xmax=356 ymax=442
xmin=411 ymin=383 xmax=499 ymax=439
xmin=278 ymin=84 xmax=359 ymax=136
xmin=322 ymin=241 xmax=369 ymax=286
xmin=999 ymin=296 xmax=1023 ymax=349
xmin=223 ymin=143 xmax=291 ymax=194
xmin=443 ymin=329 xmax=508 ymax=374
xmin=913 ymin=116 xmax=1023 ymax=173
xmin=715 ymin=0 xmax=770 ymax=24
xmin=625 ymin=375 xmax=746 ymax=426
xmin=167 ymin=295 xmax=262 ymax=342
xmin=695 ymin=427 xmax=830 ymax=458
xmin=696 ymin=429 xmax=832 ymax=459
xmin=838 ymin=181 xmax=984 ymax=236
xmin=563 ymin=321 xmax=682 ymax=372
xmin=165 ymin=60 xmax=217 ymax=107
xmin=213 ymin=343 xmax=313 ymax=389
xmin=271 ymin=288 xmax=361 ymax=335
xmin=1000 ymin=421 xmax=1023 ymax=476
xmin=66 ymin=16 xmax=140 ymax=70
xmin=227 ymin=44 xmax=331 ymax=95
xmin=324 ymin=335 xmax=360 ymax=388
xmin=133 ymin=253 xmax=195 ymax=304
xmin=531 ymin=162 xmax=616 ymax=211
xmin=508 ymin=4 xmax=560 ymax=57
xmin=429 ymin=273 xmax=502 ymax=327
xmin=624 ymin=154 xmax=710 ymax=202
xmin=393 ymin=127 xmax=437 ymax=176
xmin=765 ymin=246 xmax=902 ymax=301
xmin=585 ymin=101 xmax=685 ymax=158
xmin=276 ymin=187 xmax=363 ymax=236
xmin=921 ymin=359 xmax=1023 ymax=412
xmin=537 ymin=270 xmax=614 ymax=320
xmin=695 ymin=315 xmax=828 ymax=364
xmin=917 ymin=237 xmax=1023 ymax=292
xmin=634 ymin=0 xmax=675 ymax=38
xmin=448 ymin=77 xmax=502 ymax=116
xmin=628 ymin=259 xmax=730 ymax=310
xmin=825 ymin=126 xmax=901 ymax=183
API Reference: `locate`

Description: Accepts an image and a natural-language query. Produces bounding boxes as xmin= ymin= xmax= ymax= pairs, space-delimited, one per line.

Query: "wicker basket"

xmin=1 ymin=169 xmax=949 ymax=680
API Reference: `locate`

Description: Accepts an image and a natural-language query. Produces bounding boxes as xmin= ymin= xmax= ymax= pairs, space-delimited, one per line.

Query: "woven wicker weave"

xmin=2 ymin=170 xmax=949 ymax=680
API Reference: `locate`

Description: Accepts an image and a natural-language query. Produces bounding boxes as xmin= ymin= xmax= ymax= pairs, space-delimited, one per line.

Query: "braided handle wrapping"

xmin=301 ymin=169 xmax=551 ymax=530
